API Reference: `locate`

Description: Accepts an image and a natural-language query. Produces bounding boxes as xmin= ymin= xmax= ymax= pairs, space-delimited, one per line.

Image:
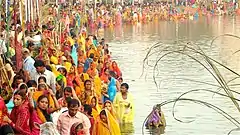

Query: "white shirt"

xmin=23 ymin=56 xmax=35 ymax=73
xmin=57 ymin=111 xmax=91 ymax=135
xmin=30 ymin=69 xmax=56 ymax=93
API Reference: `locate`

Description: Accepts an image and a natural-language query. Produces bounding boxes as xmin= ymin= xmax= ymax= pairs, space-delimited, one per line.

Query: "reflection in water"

xmin=120 ymin=123 xmax=135 ymax=135
xmin=147 ymin=126 xmax=165 ymax=135
xmin=103 ymin=16 xmax=240 ymax=135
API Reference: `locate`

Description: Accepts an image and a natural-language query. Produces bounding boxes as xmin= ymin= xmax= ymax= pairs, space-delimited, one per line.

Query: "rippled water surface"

xmin=102 ymin=16 xmax=240 ymax=135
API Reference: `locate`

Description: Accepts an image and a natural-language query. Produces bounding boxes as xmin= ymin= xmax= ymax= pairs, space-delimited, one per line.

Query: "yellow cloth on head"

xmin=80 ymin=73 xmax=90 ymax=91
xmin=87 ymin=48 xmax=97 ymax=58
xmin=87 ymin=96 xmax=101 ymax=119
xmin=67 ymin=36 xmax=75 ymax=46
xmin=33 ymin=91 xmax=55 ymax=109
xmin=93 ymin=109 xmax=121 ymax=135
xmin=51 ymin=65 xmax=67 ymax=86
xmin=63 ymin=62 xmax=72 ymax=73
xmin=50 ymin=56 xmax=58 ymax=65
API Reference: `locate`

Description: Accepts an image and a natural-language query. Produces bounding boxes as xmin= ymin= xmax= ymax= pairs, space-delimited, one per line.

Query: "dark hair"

xmin=57 ymin=67 xmax=67 ymax=76
xmin=84 ymin=80 xmax=91 ymax=86
xmin=14 ymin=75 xmax=25 ymax=82
xmin=56 ymin=79 xmax=64 ymax=89
xmin=104 ymin=49 xmax=109 ymax=54
xmin=118 ymin=77 xmax=123 ymax=81
xmin=72 ymin=80 xmax=78 ymax=86
xmin=27 ymin=41 xmax=34 ymax=48
xmin=14 ymin=90 xmax=27 ymax=100
xmin=12 ymin=75 xmax=26 ymax=89
xmin=65 ymin=97 xmax=72 ymax=103
xmin=37 ymin=95 xmax=48 ymax=103
xmin=103 ymin=68 xmax=109 ymax=73
xmin=76 ymin=123 xmax=84 ymax=129
xmin=45 ymin=65 xmax=52 ymax=71
xmin=34 ymin=60 xmax=45 ymax=68
xmin=100 ymin=110 xmax=107 ymax=116
xmin=63 ymin=86 xmax=72 ymax=93
xmin=67 ymin=99 xmax=80 ymax=108
xmin=38 ymin=83 xmax=47 ymax=90
xmin=89 ymin=53 xmax=94 ymax=59
xmin=38 ymin=76 xmax=47 ymax=83
xmin=121 ymin=83 xmax=129 ymax=90
xmin=42 ymin=25 xmax=48 ymax=30
xmin=27 ymin=80 xmax=37 ymax=88
xmin=19 ymin=83 xmax=28 ymax=90
xmin=83 ymin=104 xmax=93 ymax=116
xmin=56 ymin=80 xmax=64 ymax=99
xmin=109 ymin=71 xmax=117 ymax=79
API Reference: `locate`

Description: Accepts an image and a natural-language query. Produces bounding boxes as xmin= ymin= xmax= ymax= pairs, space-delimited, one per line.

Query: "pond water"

xmin=102 ymin=16 xmax=240 ymax=135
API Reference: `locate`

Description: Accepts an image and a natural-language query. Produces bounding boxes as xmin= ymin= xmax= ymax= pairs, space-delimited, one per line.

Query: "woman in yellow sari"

xmin=87 ymin=96 xmax=101 ymax=119
xmin=79 ymin=71 xmax=90 ymax=95
xmin=87 ymin=62 xmax=102 ymax=98
xmin=33 ymin=82 xmax=55 ymax=109
xmin=103 ymin=100 xmax=118 ymax=121
xmin=113 ymin=83 xmax=134 ymax=124
xmin=93 ymin=109 xmax=121 ymax=135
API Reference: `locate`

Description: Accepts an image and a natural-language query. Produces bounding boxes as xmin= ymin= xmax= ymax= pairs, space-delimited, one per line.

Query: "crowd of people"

xmin=1 ymin=0 xmax=239 ymax=134
xmin=0 ymin=2 xmax=138 ymax=135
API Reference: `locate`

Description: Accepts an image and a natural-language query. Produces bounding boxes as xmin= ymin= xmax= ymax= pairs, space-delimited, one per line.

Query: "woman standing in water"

xmin=113 ymin=83 xmax=134 ymax=124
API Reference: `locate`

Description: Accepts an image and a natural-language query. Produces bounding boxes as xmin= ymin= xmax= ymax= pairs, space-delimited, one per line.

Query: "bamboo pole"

xmin=5 ymin=0 xmax=11 ymax=58
xmin=13 ymin=0 xmax=19 ymax=71
xmin=0 ymin=57 xmax=11 ymax=88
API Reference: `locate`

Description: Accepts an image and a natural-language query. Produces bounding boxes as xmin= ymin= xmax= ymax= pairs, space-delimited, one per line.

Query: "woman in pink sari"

xmin=3 ymin=90 xmax=32 ymax=135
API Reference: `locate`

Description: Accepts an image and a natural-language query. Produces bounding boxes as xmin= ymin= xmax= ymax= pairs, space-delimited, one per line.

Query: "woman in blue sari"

xmin=103 ymin=71 xmax=120 ymax=102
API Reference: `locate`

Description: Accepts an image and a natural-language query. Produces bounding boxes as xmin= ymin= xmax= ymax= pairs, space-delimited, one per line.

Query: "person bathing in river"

xmin=145 ymin=104 xmax=166 ymax=128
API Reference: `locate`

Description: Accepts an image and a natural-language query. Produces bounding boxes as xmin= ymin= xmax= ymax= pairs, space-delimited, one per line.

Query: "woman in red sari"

xmin=110 ymin=61 xmax=122 ymax=79
xmin=0 ymin=96 xmax=15 ymax=134
xmin=3 ymin=90 xmax=32 ymax=135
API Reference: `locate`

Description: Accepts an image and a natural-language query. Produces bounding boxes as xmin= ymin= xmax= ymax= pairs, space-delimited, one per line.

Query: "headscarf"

xmin=93 ymin=109 xmax=121 ymax=135
xmin=87 ymin=96 xmax=101 ymax=119
xmin=103 ymin=100 xmax=118 ymax=120
xmin=50 ymin=56 xmax=59 ymax=65
xmin=70 ymin=122 xmax=86 ymax=135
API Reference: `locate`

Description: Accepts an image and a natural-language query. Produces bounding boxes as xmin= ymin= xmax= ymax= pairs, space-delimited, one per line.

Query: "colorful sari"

xmin=145 ymin=108 xmax=166 ymax=128
xmin=33 ymin=90 xmax=55 ymax=109
xmin=10 ymin=100 xmax=31 ymax=135
xmin=36 ymin=107 xmax=53 ymax=123
xmin=92 ymin=109 xmax=121 ymax=135
xmin=105 ymin=77 xmax=117 ymax=102
xmin=110 ymin=61 xmax=122 ymax=79
xmin=100 ymin=72 xmax=109 ymax=83
xmin=87 ymin=96 xmax=101 ymax=119
xmin=70 ymin=122 xmax=87 ymax=135
xmin=103 ymin=100 xmax=118 ymax=121
xmin=0 ymin=96 xmax=8 ymax=124
xmin=113 ymin=92 xmax=135 ymax=124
